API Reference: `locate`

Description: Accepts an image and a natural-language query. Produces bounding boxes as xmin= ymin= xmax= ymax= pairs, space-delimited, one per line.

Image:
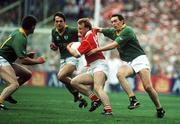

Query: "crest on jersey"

xmin=56 ymin=36 xmax=60 ymax=40
xmin=64 ymin=35 xmax=68 ymax=40
xmin=119 ymin=37 xmax=123 ymax=40
xmin=23 ymin=50 xmax=27 ymax=55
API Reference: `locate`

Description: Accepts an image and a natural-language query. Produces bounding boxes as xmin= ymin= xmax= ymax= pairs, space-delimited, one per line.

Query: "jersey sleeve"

xmin=12 ymin=35 xmax=27 ymax=58
xmin=101 ymin=28 xmax=114 ymax=38
xmin=51 ymin=30 xmax=55 ymax=41
xmin=77 ymin=40 xmax=91 ymax=55
xmin=51 ymin=29 xmax=58 ymax=45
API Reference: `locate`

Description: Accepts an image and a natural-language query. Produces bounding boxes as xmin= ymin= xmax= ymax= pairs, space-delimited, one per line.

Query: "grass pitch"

xmin=0 ymin=86 xmax=179 ymax=124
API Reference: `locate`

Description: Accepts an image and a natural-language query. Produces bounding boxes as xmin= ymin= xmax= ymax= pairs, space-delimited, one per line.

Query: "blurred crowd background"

xmin=0 ymin=0 xmax=179 ymax=81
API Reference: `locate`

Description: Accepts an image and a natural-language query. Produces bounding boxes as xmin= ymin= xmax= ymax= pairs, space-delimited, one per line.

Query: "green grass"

xmin=0 ymin=86 xmax=180 ymax=124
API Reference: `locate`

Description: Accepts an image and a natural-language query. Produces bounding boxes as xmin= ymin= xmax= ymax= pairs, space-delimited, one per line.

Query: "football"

xmin=71 ymin=42 xmax=81 ymax=50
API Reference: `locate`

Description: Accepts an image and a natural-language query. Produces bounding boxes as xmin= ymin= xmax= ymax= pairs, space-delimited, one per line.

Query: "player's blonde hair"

xmin=77 ymin=18 xmax=92 ymax=30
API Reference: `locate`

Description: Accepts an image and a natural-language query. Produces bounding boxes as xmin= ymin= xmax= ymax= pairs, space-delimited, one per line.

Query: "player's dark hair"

xmin=111 ymin=14 xmax=124 ymax=21
xmin=21 ymin=15 xmax=37 ymax=30
xmin=77 ymin=18 xmax=92 ymax=30
xmin=53 ymin=12 xmax=66 ymax=21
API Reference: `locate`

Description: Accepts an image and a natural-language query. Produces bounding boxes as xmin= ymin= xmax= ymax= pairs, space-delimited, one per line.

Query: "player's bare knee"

xmin=144 ymin=85 xmax=153 ymax=92
xmin=70 ymin=78 xmax=78 ymax=87
xmin=57 ymin=73 xmax=66 ymax=81
xmin=117 ymin=71 xmax=126 ymax=81
xmin=11 ymin=82 xmax=20 ymax=89
xmin=94 ymin=85 xmax=102 ymax=92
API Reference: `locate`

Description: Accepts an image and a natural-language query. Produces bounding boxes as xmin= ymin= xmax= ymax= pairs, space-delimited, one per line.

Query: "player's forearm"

xmin=98 ymin=42 xmax=118 ymax=52
xmin=67 ymin=48 xmax=80 ymax=58
xmin=93 ymin=27 xmax=103 ymax=33
xmin=20 ymin=57 xmax=45 ymax=65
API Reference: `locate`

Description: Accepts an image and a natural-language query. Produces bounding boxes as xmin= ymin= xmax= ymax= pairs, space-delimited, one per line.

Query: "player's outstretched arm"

xmin=92 ymin=27 xmax=103 ymax=33
xmin=87 ymin=41 xmax=119 ymax=56
xmin=20 ymin=56 xmax=46 ymax=65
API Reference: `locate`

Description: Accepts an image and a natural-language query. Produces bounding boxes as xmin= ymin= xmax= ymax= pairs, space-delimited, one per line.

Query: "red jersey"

xmin=77 ymin=30 xmax=105 ymax=65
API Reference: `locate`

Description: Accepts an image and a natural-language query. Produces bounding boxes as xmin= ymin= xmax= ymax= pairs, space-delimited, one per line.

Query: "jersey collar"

xmin=85 ymin=30 xmax=92 ymax=37
xmin=56 ymin=25 xmax=68 ymax=36
xmin=19 ymin=27 xmax=28 ymax=38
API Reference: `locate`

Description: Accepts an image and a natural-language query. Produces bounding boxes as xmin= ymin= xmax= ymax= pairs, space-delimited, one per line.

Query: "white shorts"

xmin=87 ymin=59 xmax=109 ymax=77
xmin=60 ymin=56 xmax=79 ymax=68
xmin=0 ymin=56 xmax=11 ymax=67
xmin=124 ymin=55 xmax=150 ymax=73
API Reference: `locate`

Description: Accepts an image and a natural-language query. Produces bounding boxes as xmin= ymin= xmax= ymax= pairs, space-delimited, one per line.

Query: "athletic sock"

xmin=104 ymin=105 xmax=112 ymax=113
xmin=89 ymin=93 xmax=99 ymax=101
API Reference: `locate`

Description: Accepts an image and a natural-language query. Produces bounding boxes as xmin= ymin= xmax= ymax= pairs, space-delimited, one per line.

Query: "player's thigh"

xmin=93 ymin=71 xmax=106 ymax=88
xmin=11 ymin=63 xmax=31 ymax=77
xmin=0 ymin=65 xmax=18 ymax=85
xmin=117 ymin=64 xmax=134 ymax=77
xmin=72 ymin=73 xmax=93 ymax=85
xmin=58 ymin=63 xmax=76 ymax=76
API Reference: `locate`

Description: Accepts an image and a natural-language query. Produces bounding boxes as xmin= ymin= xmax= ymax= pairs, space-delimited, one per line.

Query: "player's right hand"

xmin=92 ymin=27 xmax=102 ymax=33
xmin=36 ymin=57 xmax=46 ymax=64
xmin=50 ymin=43 xmax=58 ymax=51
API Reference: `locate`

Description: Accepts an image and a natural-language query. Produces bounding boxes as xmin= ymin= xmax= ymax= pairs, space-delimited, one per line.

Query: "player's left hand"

xmin=50 ymin=43 xmax=58 ymax=51
xmin=87 ymin=48 xmax=99 ymax=56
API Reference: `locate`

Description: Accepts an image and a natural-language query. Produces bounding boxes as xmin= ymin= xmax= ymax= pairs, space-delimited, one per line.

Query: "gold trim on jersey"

xmin=0 ymin=36 xmax=12 ymax=48
xmin=19 ymin=27 xmax=28 ymax=38
xmin=56 ymin=25 xmax=68 ymax=36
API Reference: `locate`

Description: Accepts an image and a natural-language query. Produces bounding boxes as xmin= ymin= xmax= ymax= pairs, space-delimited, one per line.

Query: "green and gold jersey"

xmin=51 ymin=25 xmax=78 ymax=59
xmin=101 ymin=25 xmax=145 ymax=62
xmin=0 ymin=28 xmax=27 ymax=63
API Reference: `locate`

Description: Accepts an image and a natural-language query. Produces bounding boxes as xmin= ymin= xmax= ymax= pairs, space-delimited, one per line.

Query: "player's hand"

xmin=92 ymin=27 xmax=102 ymax=33
xmin=50 ymin=43 xmax=58 ymax=51
xmin=36 ymin=57 xmax=46 ymax=64
xmin=87 ymin=48 xmax=99 ymax=56
xmin=27 ymin=51 xmax=36 ymax=58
